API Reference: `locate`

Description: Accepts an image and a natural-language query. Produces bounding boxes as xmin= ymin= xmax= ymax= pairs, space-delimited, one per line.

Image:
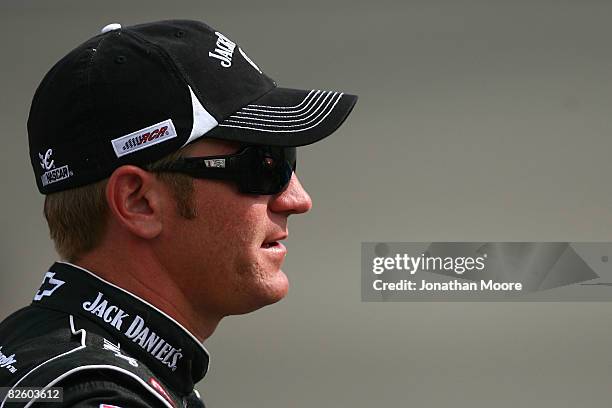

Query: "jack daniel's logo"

xmin=209 ymin=31 xmax=263 ymax=73
xmin=83 ymin=292 xmax=183 ymax=371
xmin=209 ymin=31 xmax=236 ymax=67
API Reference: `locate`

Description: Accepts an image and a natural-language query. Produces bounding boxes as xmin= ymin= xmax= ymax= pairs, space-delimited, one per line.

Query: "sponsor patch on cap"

xmin=39 ymin=148 xmax=73 ymax=186
xmin=111 ymin=119 xmax=177 ymax=158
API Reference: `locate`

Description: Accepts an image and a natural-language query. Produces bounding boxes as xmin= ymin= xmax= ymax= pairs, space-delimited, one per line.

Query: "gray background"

xmin=2 ymin=0 xmax=612 ymax=406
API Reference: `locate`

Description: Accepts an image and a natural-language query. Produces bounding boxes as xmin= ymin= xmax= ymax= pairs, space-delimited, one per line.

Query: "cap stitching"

xmin=84 ymin=34 xmax=113 ymax=173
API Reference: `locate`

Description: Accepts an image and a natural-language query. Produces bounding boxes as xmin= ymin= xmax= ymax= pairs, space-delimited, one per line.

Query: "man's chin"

xmin=258 ymin=269 xmax=290 ymax=305
xmin=234 ymin=271 xmax=289 ymax=315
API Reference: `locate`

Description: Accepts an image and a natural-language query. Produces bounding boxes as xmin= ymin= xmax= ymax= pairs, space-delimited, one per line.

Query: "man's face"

xmin=157 ymin=139 xmax=312 ymax=317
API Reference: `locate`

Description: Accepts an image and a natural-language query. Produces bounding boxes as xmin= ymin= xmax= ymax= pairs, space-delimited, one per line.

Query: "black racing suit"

xmin=0 ymin=262 xmax=209 ymax=407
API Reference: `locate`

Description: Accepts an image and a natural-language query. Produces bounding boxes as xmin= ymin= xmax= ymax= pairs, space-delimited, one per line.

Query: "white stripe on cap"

xmin=183 ymin=85 xmax=218 ymax=146
xmin=228 ymin=92 xmax=337 ymax=123
xmin=232 ymin=91 xmax=331 ymax=119
xmin=224 ymin=92 xmax=341 ymax=128
xmin=245 ymin=90 xmax=317 ymax=110
xmin=219 ymin=92 xmax=344 ymax=133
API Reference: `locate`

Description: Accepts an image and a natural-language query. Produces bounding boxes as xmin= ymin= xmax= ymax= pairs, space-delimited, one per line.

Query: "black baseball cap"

xmin=28 ymin=20 xmax=358 ymax=194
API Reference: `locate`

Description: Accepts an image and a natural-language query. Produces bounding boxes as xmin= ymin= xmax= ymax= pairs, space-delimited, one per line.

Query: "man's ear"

xmin=105 ymin=166 xmax=164 ymax=239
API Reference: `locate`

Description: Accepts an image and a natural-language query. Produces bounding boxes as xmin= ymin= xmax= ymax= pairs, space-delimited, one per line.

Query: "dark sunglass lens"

xmin=262 ymin=156 xmax=276 ymax=168
xmin=258 ymin=158 xmax=292 ymax=194
xmin=285 ymin=147 xmax=296 ymax=171
xmin=240 ymin=147 xmax=294 ymax=194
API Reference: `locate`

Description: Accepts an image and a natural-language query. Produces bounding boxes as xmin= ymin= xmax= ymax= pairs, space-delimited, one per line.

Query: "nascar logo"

xmin=39 ymin=148 xmax=73 ymax=187
xmin=41 ymin=165 xmax=71 ymax=186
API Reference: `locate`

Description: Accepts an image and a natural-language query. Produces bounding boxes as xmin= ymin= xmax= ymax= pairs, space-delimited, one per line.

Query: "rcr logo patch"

xmin=111 ymin=119 xmax=177 ymax=158
xmin=38 ymin=149 xmax=73 ymax=187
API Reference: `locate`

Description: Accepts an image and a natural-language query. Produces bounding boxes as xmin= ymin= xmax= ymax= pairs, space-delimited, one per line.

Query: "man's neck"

xmin=73 ymin=248 xmax=221 ymax=342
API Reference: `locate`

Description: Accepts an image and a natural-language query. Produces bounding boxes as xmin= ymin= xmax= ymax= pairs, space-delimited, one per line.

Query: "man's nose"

xmin=269 ymin=173 xmax=312 ymax=215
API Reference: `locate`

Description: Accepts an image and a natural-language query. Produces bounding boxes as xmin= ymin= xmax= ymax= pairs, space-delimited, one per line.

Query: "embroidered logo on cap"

xmin=39 ymin=149 xmax=55 ymax=170
xmin=208 ymin=31 xmax=263 ymax=74
xmin=111 ymin=119 xmax=177 ymax=158
xmin=39 ymin=148 xmax=73 ymax=186
xmin=209 ymin=32 xmax=236 ymax=68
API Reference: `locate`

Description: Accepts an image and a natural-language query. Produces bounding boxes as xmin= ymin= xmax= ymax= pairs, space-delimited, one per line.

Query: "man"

xmin=0 ymin=20 xmax=356 ymax=407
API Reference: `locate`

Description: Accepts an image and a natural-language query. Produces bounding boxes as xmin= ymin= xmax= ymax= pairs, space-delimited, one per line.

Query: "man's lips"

xmin=261 ymin=242 xmax=286 ymax=254
xmin=261 ymin=234 xmax=288 ymax=249
xmin=261 ymin=242 xmax=279 ymax=249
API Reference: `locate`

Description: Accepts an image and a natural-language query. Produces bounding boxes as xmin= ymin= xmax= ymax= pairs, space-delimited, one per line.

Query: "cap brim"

xmin=204 ymin=87 xmax=358 ymax=147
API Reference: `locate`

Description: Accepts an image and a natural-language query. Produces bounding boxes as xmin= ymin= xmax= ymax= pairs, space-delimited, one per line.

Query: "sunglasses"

xmin=153 ymin=145 xmax=297 ymax=195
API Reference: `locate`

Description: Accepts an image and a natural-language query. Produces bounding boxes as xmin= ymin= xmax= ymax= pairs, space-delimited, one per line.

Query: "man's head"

xmin=45 ymin=137 xmax=311 ymax=317
xmin=29 ymin=19 xmax=356 ymax=322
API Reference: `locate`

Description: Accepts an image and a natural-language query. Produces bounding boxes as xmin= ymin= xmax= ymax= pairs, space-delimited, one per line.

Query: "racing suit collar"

xmin=32 ymin=262 xmax=210 ymax=394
